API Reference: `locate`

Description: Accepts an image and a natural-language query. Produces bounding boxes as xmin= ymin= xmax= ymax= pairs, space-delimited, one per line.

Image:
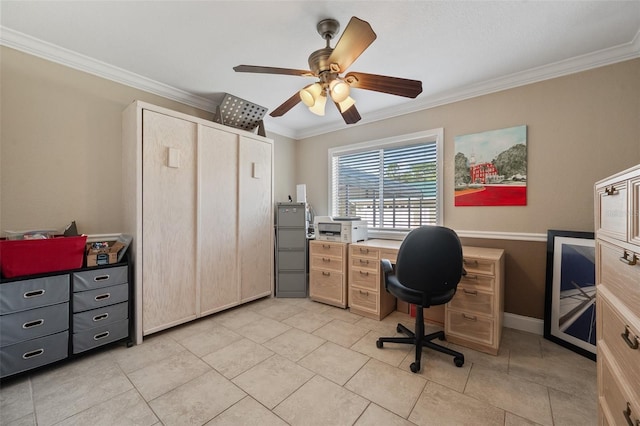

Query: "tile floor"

xmin=0 ymin=297 xmax=597 ymax=426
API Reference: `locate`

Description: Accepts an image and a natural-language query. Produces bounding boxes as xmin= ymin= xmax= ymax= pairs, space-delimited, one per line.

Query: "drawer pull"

xmin=463 ymin=259 xmax=478 ymax=266
xmin=359 ymin=259 xmax=369 ymax=265
xmin=621 ymin=325 xmax=639 ymax=350
xmin=94 ymin=293 xmax=111 ymax=301
xmin=93 ymin=331 xmax=110 ymax=341
xmin=322 ymin=257 xmax=331 ymax=262
xmin=22 ymin=319 xmax=44 ymax=329
xmin=464 ymin=274 xmax=479 ymax=280
xmin=604 ymin=186 xmax=619 ymax=196
xmin=359 ymin=271 xmax=369 ymax=276
xmin=359 ymin=290 xmax=369 ymax=296
xmin=322 ymin=244 xmax=331 ymax=249
xmin=22 ymin=349 xmax=44 ymax=359
xmin=462 ymin=289 xmax=478 ymax=296
xmin=359 ymin=248 xmax=370 ymax=254
xmin=322 ymin=271 xmax=331 ymax=276
xmin=462 ymin=314 xmax=477 ymax=321
xmin=623 ymin=402 xmax=639 ymax=426
xmin=619 ymin=251 xmax=638 ymax=266
xmin=23 ymin=289 xmax=45 ymax=299
xmin=94 ymin=274 xmax=110 ymax=282
xmin=93 ymin=313 xmax=109 ymax=322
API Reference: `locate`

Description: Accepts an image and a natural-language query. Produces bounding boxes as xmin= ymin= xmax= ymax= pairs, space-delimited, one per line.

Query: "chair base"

xmin=376 ymin=310 xmax=464 ymax=373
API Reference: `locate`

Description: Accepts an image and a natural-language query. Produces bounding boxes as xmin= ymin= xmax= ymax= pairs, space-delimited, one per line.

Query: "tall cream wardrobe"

xmin=122 ymin=101 xmax=273 ymax=343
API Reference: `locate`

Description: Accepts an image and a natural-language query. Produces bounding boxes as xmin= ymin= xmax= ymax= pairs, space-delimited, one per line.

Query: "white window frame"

xmin=327 ymin=128 xmax=444 ymax=239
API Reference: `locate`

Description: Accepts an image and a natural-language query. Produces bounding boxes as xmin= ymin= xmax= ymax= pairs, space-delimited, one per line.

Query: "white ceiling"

xmin=2 ymin=1 xmax=639 ymax=139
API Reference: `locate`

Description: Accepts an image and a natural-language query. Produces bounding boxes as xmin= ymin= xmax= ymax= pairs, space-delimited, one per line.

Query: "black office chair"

xmin=376 ymin=226 xmax=465 ymax=373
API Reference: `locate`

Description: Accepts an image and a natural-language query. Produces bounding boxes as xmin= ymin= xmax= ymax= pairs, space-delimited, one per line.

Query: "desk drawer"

xmin=350 ymin=246 xmax=379 ymax=260
xmin=73 ymin=319 xmax=128 ymax=354
xmin=446 ymin=309 xmax=494 ymax=347
xmin=310 ymin=270 xmax=344 ymax=304
xmin=349 ymin=287 xmax=378 ymax=313
xmin=597 ymin=180 xmax=628 ymax=241
xmin=459 ymin=273 xmax=495 ymax=292
xmin=73 ymin=301 xmax=128 ymax=333
xmin=0 ymin=275 xmax=69 ymax=314
xmin=309 ymin=241 xmax=344 ymax=258
xmin=599 ymin=240 xmax=640 ymax=317
xmin=462 ymin=258 xmax=495 ymax=277
xmin=0 ymin=331 xmax=68 ymax=378
xmin=73 ymin=265 xmax=128 ymax=291
xmin=350 ymin=256 xmax=377 ymax=271
xmin=350 ymin=268 xmax=378 ymax=291
xmin=73 ymin=283 xmax=128 ymax=313
xmin=600 ymin=353 xmax=640 ymax=426
xmin=449 ymin=287 xmax=494 ymax=317
xmin=311 ymin=255 xmax=343 ymax=273
xmin=0 ymin=302 xmax=69 ymax=346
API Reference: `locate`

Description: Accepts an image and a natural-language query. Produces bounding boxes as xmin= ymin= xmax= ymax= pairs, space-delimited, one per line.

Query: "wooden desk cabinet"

xmin=594 ymin=164 xmax=640 ymax=425
xmin=445 ymin=247 xmax=505 ymax=356
xmin=308 ymin=241 xmax=348 ymax=308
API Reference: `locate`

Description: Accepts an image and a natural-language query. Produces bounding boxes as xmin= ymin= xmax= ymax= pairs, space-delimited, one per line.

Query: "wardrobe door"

xmin=142 ymin=110 xmax=198 ymax=334
xmin=238 ymin=136 xmax=273 ymax=301
xmin=198 ymin=125 xmax=239 ymax=315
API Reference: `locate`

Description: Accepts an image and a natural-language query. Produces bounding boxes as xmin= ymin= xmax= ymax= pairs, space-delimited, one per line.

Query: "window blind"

xmin=331 ymin=142 xmax=438 ymax=231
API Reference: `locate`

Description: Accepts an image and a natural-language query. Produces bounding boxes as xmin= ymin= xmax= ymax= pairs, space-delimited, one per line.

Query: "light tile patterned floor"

xmin=0 ymin=297 xmax=597 ymax=426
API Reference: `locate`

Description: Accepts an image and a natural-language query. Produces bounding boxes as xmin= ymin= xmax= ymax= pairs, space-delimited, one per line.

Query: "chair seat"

xmin=386 ymin=275 xmax=456 ymax=307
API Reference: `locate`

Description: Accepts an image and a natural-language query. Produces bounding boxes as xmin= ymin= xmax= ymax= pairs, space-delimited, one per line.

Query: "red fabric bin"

xmin=0 ymin=235 xmax=87 ymax=278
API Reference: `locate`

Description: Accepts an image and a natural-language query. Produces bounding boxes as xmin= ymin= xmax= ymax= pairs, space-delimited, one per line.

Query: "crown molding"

xmin=2 ymin=26 xmax=638 ymax=141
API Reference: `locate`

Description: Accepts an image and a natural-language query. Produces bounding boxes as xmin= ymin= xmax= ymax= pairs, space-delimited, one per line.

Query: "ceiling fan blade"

xmin=234 ymin=65 xmax=314 ymax=77
xmin=270 ymin=92 xmax=302 ymax=117
xmin=345 ymin=72 xmax=423 ymax=98
xmin=327 ymin=17 xmax=376 ymax=73
xmin=334 ymin=102 xmax=361 ymax=125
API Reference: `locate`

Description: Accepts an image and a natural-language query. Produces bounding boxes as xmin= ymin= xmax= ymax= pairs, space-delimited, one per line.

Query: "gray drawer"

xmin=277 ymin=205 xmax=305 ymax=227
xmin=0 ymin=275 xmax=69 ymax=314
xmin=0 ymin=302 xmax=69 ymax=347
xmin=73 ymin=265 xmax=128 ymax=292
xmin=277 ymin=250 xmax=306 ymax=271
xmin=73 ymin=283 xmax=128 ymax=313
xmin=0 ymin=331 xmax=68 ymax=378
xmin=277 ymin=228 xmax=306 ymax=249
xmin=277 ymin=271 xmax=307 ymax=297
xmin=73 ymin=302 xmax=128 ymax=333
xmin=72 ymin=319 xmax=128 ymax=354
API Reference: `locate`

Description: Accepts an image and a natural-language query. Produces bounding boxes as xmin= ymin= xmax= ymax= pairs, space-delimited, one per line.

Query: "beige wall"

xmin=0 ymin=46 xmax=296 ymax=233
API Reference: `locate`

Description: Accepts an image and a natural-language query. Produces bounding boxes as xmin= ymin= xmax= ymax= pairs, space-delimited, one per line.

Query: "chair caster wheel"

xmin=376 ymin=340 xmax=383 ymax=349
xmin=438 ymin=334 xmax=446 ymax=341
xmin=454 ymin=357 xmax=464 ymax=367
xmin=410 ymin=362 xmax=420 ymax=373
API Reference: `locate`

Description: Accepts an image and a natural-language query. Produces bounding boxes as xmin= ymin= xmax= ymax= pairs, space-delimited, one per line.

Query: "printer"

xmin=314 ymin=216 xmax=368 ymax=243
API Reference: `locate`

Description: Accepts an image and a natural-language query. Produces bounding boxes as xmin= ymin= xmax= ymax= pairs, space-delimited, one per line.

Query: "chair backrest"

xmin=395 ymin=226 xmax=464 ymax=296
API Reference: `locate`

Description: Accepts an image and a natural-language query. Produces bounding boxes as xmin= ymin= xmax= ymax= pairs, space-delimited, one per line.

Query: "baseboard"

xmin=503 ymin=312 xmax=544 ymax=335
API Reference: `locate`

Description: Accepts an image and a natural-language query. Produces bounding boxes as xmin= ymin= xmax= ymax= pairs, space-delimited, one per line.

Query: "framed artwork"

xmin=544 ymin=230 xmax=596 ymax=360
xmin=454 ymin=125 xmax=527 ymax=206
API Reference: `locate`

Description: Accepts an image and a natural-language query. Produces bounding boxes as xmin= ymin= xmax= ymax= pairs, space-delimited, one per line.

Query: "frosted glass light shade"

xmin=329 ymin=79 xmax=350 ymax=102
xmin=299 ymin=83 xmax=323 ymax=107
xmin=309 ymin=92 xmax=327 ymax=116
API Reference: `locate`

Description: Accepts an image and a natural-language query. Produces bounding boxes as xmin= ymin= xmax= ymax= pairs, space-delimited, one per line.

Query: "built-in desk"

xmin=348 ymin=239 xmax=505 ymax=355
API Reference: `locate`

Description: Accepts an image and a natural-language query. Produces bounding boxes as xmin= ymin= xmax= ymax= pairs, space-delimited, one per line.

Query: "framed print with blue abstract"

xmin=544 ymin=230 xmax=596 ymax=360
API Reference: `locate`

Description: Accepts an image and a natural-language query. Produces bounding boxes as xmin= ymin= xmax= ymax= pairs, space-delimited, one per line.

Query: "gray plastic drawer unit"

xmin=0 ymin=331 xmax=68 ymax=378
xmin=0 ymin=274 xmax=69 ymax=314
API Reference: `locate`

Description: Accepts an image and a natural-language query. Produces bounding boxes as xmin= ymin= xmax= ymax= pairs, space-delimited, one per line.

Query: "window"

xmin=329 ymin=129 xmax=443 ymax=233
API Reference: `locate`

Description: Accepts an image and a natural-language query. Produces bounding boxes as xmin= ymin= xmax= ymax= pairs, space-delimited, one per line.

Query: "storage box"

xmin=0 ymin=235 xmax=87 ymax=278
xmin=85 ymin=241 xmax=126 ymax=267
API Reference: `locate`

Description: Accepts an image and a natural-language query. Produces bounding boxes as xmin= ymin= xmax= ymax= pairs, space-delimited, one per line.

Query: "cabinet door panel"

xmin=199 ymin=126 xmax=239 ymax=314
xmin=142 ymin=110 xmax=197 ymax=333
xmin=239 ymin=136 xmax=273 ymax=301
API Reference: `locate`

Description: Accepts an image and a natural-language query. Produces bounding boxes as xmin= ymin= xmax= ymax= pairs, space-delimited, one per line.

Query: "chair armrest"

xmin=380 ymin=259 xmax=393 ymax=274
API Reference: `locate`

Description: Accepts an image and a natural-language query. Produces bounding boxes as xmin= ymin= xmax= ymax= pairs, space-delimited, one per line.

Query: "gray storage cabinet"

xmin=275 ymin=202 xmax=308 ymax=297
xmin=0 ymin=260 xmax=131 ymax=378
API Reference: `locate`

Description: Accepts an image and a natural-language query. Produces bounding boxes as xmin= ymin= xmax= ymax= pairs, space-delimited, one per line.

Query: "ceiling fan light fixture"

xmin=329 ymin=79 xmax=350 ymax=102
xmin=299 ymin=83 xmax=323 ymax=107
xmin=309 ymin=91 xmax=327 ymax=116
xmin=337 ymin=95 xmax=356 ymax=113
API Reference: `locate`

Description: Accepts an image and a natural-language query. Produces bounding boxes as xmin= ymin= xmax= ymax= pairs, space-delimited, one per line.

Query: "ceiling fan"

xmin=233 ymin=16 xmax=423 ymax=125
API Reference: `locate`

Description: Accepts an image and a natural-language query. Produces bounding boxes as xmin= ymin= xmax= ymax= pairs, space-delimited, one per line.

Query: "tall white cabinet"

xmin=122 ymin=101 xmax=273 ymax=343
